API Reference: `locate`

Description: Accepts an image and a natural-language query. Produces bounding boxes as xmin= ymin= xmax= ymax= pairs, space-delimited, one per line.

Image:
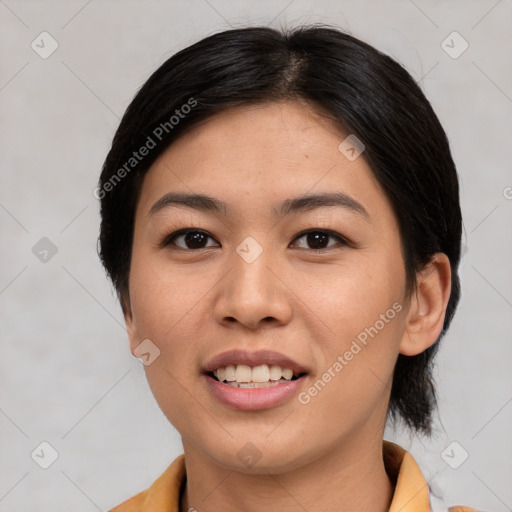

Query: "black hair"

xmin=97 ymin=24 xmax=462 ymax=435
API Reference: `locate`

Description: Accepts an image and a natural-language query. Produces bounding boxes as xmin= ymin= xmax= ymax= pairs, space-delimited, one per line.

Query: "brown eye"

xmin=160 ymin=228 xmax=349 ymax=252
xmin=292 ymin=230 xmax=348 ymax=251
xmin=161 ymin=229 xmax=219 ymax=250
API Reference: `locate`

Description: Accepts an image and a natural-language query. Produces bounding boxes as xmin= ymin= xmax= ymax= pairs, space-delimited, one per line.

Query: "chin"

xmin=200 ymin=434 xmax=319 ymax=475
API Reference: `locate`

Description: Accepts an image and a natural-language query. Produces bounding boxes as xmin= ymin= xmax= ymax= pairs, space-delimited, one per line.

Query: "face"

xmin=125 ymin=101 xmax=410 ymax=473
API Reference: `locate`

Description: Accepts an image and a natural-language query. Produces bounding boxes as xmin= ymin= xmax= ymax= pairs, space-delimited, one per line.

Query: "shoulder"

xmin=107 ymin=454 xmax=186 ymax=512
xmin=386 ymin=442 xmax=482 ymax=512
xmin=108 ymin=489 xmax=148 ymax=512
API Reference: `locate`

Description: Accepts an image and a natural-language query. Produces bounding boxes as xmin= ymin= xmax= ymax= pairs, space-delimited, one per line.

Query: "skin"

xmin=124 ymin=100 xmax=452 ymax=512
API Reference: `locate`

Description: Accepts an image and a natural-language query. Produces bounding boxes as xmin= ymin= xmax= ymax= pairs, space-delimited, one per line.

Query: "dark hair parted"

xmin=98 ymin=25 xmax=462 ymax=435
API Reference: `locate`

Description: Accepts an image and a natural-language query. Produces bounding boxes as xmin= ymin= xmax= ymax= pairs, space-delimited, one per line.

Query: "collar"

xmin=110 ymin=441 xmax=434 ymax=511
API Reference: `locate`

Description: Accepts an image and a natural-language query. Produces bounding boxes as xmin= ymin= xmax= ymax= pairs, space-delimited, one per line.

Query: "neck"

xmin=179 ymin=434 xmax=393 ymax=512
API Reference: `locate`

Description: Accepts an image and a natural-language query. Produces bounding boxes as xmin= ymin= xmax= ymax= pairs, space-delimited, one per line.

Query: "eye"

xmin=291 ymin=229 xmax=348 ymax=251
xmin=160 ymin=228 xmax=350 ymax=252
xmin=160 ymin=229 xmax=219 ymax=250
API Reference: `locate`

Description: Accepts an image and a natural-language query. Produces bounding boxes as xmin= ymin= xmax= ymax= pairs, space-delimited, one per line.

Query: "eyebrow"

xmin=148 ymin=191 xmax=370 ymax=221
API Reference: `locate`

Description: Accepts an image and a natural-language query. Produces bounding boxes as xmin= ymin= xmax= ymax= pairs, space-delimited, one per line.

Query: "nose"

xmin=213 ymin=242 xmax=293 ymax=330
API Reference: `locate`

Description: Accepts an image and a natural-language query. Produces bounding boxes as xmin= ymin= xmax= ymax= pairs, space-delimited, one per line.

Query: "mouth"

xmin=202 ymin=350 xmax=309 ymax=410
xmin=206 ymin=363 xmax=307 ymax=388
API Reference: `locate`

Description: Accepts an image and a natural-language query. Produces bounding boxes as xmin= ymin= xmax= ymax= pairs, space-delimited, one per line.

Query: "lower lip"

xmin=204 ymin=374 xmax=307 ymax=411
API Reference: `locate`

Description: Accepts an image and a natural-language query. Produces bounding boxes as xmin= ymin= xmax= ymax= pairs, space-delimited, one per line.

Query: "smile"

xmin=204 ymin=367 xmax=308 ymax=410
xmin=210 ymin=363 xmax=304 ymax=388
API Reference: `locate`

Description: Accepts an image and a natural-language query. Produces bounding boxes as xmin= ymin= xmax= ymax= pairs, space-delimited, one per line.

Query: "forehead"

xmin=136 ymin=101 xmax=391 ymax=226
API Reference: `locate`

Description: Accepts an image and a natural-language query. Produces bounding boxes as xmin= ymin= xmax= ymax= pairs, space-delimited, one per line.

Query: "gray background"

xmin=1 ymin=0 xmax=511 ymax=510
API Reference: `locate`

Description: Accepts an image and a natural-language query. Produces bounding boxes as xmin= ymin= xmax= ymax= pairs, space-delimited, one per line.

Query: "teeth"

xmin=213 ymin=363 xmax=298 ymax=383
xmin=269 ymin=365 xmax=283 ymax=380
xmin=225 ymin=381 xmax=284 ymax=388
xmin=282 ymin=368 xmax=293 ymax=380
xmin=235 ymin=364 xmax=252 ymax=382
xmin=216 ymin=367 xmax=226 ymax=382
xmin=252 ymin=364 xmax=270 ymax=382
xmin=225 ymin=365 xmax=236 ymax=382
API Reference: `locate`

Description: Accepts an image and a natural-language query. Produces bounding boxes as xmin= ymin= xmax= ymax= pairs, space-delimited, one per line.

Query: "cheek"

xmin=300 ymin=247 xmax=405 ymax=401
xmin=128 ymin=247 xmax=204 ymax=380
xmin=298 ymin=284 xmax=404 ymax=436
xmin=130 ymin=243 xmax=206 ymax=334
xmin=302 ymin=247 xmax=405 ymax=339
xmin=128 ymin=254 xmax=210 ymax=431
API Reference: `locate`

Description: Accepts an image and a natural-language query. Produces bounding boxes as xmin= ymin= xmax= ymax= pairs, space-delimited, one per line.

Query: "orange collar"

xmin=384 ymin=441 xmax=431 ymax=511
xmin=109 ymin=441 xmax=469 ymax=511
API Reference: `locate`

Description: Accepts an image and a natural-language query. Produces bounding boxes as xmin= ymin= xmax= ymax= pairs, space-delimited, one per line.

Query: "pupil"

xmin=308 ymin=232 xmax=328 ymax=249
xmin=186 ymin=231 xmax=207 ymax=249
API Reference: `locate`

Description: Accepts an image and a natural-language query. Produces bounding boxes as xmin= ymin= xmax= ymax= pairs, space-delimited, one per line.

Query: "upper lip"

xmin=203 ymin=349 xmax=309 ymax=375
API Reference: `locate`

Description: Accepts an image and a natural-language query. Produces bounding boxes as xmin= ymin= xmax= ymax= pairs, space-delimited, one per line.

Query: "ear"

xmin=122 ymin=297 xmax=140 ymax=356
xmin=399 ymin=253 xmax=452 ymax=356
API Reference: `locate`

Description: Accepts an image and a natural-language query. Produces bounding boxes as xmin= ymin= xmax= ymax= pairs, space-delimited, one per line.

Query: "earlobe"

xmin=399 ymin=253 xmax=452 ymax=357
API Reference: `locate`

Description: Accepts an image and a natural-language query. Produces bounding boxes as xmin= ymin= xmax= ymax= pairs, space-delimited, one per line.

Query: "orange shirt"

xmin=109 ymin=441 xmax=479 ymax=512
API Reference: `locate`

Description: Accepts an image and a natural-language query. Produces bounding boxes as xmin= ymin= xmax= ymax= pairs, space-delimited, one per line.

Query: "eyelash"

xmin=159 ymin=227 xmax=351 ymax=252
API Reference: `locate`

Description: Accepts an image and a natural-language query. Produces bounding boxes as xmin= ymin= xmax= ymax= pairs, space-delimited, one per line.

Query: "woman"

xmin=98 ymin=25 xmax=477 ymax=512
